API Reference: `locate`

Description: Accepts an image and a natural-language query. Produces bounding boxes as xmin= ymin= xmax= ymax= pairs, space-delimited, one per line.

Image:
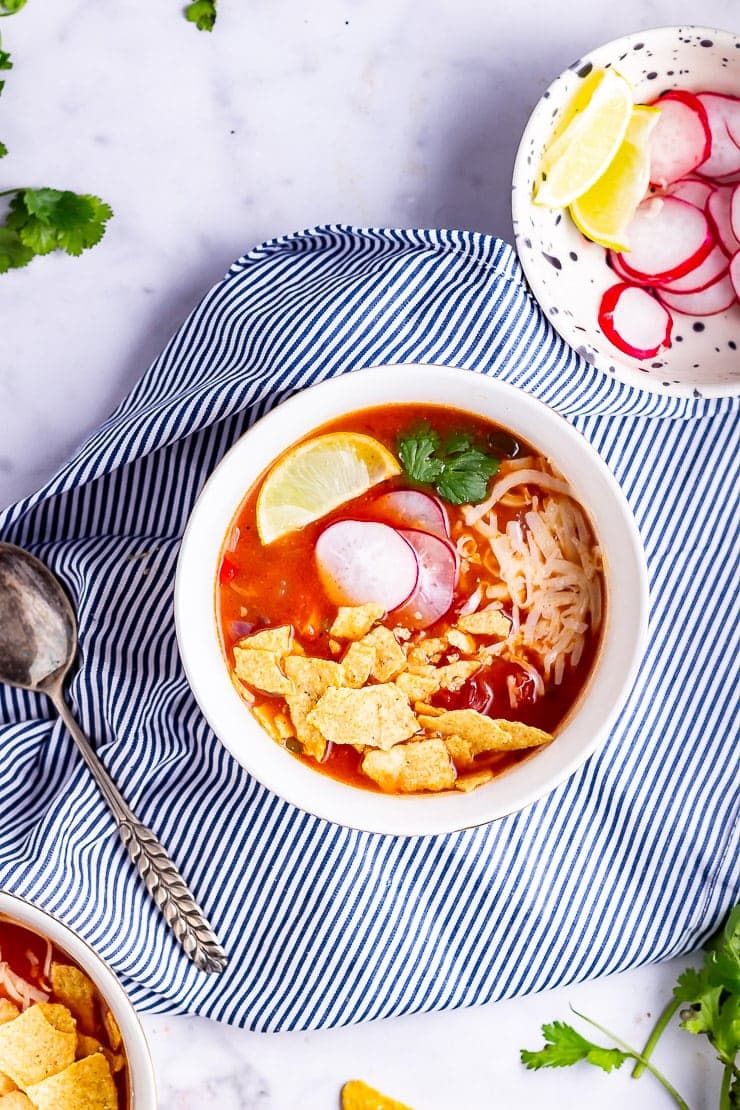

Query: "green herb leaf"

xmin=0 ymin=225 xmax=33 ymax=271
xmin=185 ymin=0 xmax=217 ymax=31
xmin=0 ymin=49 xmax=11 ymax=71
xmin=396 ymin=424 xmax=500 ymax=505
xmin=0 ymin=188 xmax=113 ymax=271
xmin=0 ymin=140 xmax=7 ymax=158
xmin=521 ymin=1021 xmax=629 ymax=1073
xmin=0 ymin=0 xmax=27 ymax=15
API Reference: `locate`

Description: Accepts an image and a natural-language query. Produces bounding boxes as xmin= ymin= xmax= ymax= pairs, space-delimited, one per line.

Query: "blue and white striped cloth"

xmin=1 ymin=227 xmax=738 ymax=1031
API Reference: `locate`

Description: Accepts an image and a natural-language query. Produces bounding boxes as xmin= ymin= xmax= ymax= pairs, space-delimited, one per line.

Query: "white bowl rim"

xmin=175 ymin=364 xmax=649 ymax=836
xmin=0 ymin=891 xmax=157 ymax=1109
xmin=511 ymin=23 xmax=740 ymax=400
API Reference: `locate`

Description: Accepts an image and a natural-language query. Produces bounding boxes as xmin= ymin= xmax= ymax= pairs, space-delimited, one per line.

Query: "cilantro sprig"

xmin=0 ymin=188 xmax=113 ymax=272
xmin=397 ymin=424 xmax=500 ymax=506
xmin=0 ymin=1 xmax=27 ymax=15
xmin=185 ymin=0 xmax=217 ymax=30
xmin=521 ymin=902 xmax=740 ymax=1109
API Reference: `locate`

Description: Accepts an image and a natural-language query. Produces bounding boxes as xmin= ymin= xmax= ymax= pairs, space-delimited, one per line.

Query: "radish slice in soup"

xmin=655 ymin=244 xmax=729 ymax=294
xmin=708 ymin=185 xmax=740 ymax=256
xmin=696 ymin=93 xmax=740 ymax=179
xmin=315 ymin=520 xmax=418 ymax=609
xmin=731 ymin=185 xmax=740 ymax=241
xmin=617 ymin=196 xmax=713 ymax=282
xmin=648 ymin=90 xmax=711 ymax=186
xmin=657 ymin=272 xmax=737 ymax=317
xmin=608 ymin=249 xmax=651 ymax=285
xmin=369 ymin=490 xmax=450 ymax=538
xmin=598 ymin=282 xmax=673 ymax=359
xmin=391 ymin=528 xmax=457 ymax=630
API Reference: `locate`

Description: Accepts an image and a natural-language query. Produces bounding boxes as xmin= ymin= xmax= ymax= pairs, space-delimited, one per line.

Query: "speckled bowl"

xmin=512 ymin=25 xmax=740 ymax=398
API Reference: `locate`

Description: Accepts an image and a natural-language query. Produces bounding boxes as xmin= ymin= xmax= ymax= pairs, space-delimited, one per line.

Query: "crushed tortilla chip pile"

xmin=341 ymin=1078 xmax=413 ymax=1110
xmin=0 ymin=963 xmax=123 ymax=1109
xmin=233 ymin=601 xmax=553 ymax=794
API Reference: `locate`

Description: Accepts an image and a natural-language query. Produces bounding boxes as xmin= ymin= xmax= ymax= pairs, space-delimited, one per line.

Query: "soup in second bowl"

xmin=217 ymin=403 xmax=604 ymax=796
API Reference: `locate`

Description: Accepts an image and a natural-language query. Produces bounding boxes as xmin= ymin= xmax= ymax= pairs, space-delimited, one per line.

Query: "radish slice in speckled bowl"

xmin=512 ymin=25 xmax=740 ymax=398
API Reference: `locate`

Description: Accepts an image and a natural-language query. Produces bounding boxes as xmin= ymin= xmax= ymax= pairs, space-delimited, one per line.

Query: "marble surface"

xmin=1 ymin=0 xmax=736 ymax=1106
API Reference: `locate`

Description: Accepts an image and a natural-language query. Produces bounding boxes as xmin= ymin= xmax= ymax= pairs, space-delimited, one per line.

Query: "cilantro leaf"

xmin=0 ymin=0 xmax=26 ymax=14
xmin=397 ymin=424 xmax=443 ymax=484
xmin=521 ymin=1021 xmax=628 ymax=1073
xmin=0 ymin=49 xmax=11 ymax=71
xmin=0 ymin=140 xmax=6 ymax=158
xmin=0 ymin=226 xmax=32 ymax=271
xmin=397 ymin=424 xmax=500 ymax=505
xmin=185 ymin=0 xmax=217 ymax=30
xmin=0 ymin=187 xmax=113 ymax=271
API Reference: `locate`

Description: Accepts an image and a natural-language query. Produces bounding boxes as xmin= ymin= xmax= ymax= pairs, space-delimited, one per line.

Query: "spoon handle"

xmin=50 ymin=689 xmax=228 ymax=975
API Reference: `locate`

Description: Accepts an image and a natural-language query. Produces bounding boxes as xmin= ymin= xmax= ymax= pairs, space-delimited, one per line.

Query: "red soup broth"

xmin=217 ymin=403 xmax=604 ymax=793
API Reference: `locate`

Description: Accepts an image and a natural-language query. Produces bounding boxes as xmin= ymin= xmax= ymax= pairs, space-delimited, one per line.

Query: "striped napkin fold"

xmin=1 ymin=227 xmax=737 ymax=1031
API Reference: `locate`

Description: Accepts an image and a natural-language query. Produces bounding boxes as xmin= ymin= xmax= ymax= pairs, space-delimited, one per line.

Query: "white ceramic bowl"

xmin=512 ymin=25 xmax=740 ymax=398
xmin=0 ymin=891 xmax=157 ymax=1108
xmin=175 ymin=364 xmax=648 ymax=836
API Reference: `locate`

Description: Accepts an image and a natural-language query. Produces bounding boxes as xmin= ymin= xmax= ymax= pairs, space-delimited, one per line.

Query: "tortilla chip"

xmin=236 ymin=625 xmax=293 ymax=654
xmin=360 ymin=627 xmax=406 ymax=681
xmin=405 ymin=638 xmax=446 ymax=666
xmin=342 ymin=642 xmax=377 ymax=688
xmin=362 ymin=738 xmax=455 ymax=793
xmin=443 ymin=733 xmax=476 ymax=768
xmin=341 ymin=1078 xmax=412 ymax=1110
xmin=25 ymin=1052 xmax=117 ymax=1110
xmin=434 ymin=661 xmax=479 ymax=691
xmin=445 ymin=628 xmax=476 ymax=653
xmin=330 ymin=604 xmax=384 ymax=640
xmin=101 ymin=1049 xmax=124 ymax=1075
xmin=420 ymin=710 xmax=552 ymax=753
xmin=101 ymin=1011 xmax=121 ymax=1053
xmin=307 ymin=685 xmax=418 ymax=751
xmin=455 ymin=769 xmax=494 ymax=792
xmin=457 ymin=608 xmax=510 ymax=637
xmin=233 ymin=647 xmax=292 ymax=696
xmin=394 ymin=670 xmax=440 ymax=703
xmin=76 ymin=1035 xmax=103 ymax=1061
xmin=51 ymin=964 xmax=96 ymax=1036
xmin=0 ymin=1094 xmax=34 ymax=1109
xmin=0 ymin=1004 xmax=76 ymax=1088
xmin=283 ymin=656 xmax=347 ymax=760
xmin=0 ymin=1003 xmax=18 ymax=1027
xmin=0 ymin=1074 xmax=17 ymax=1094
xmin=414 ymin=701 xmax=443 ymax=716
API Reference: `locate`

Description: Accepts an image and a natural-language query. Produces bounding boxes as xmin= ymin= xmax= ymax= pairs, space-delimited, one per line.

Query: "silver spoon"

xmin=0 ymin=542 xmax=227 ymax=975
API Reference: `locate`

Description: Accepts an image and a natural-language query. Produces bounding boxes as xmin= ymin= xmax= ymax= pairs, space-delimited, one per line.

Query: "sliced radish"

xmin=617 ymin=196 xmax=713 ymax=282
xmin=667 ymin=178 xmax=715 ymax=209
xmin=648 ymin=90 xmax=711 ymax=186
xmin=731 ymin=184 xmax=740 ymax=242
xmin=315 ymin=520 xmax=418 ymax=610
xmin=369 ymin=490 xmax=450 ymax=539
xmin=608 ymin=249 xmax=651 ymax=285
xmin=658 ymin=272 xmax=737 ymax=316
xmin=696 ymin=93 xmax=740 ymax=178
xmin=655 ymin=244 xmax=728 ymax=294
xmin=391 ymin=529 xmax=457 ymax=630
xmin=598 ymin=283 xmax=673 ymax=359
xmin=730 ymin=252 xmax=740 ymax=300
xmin=707 ymin=185 xmax=740 ymax=256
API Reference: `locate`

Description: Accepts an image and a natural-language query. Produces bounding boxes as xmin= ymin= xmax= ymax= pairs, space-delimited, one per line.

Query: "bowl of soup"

xmin=0 ymin=891 xmax=156 ymax=1108
xmin=175 ymin=365 xmax=648 ymax=835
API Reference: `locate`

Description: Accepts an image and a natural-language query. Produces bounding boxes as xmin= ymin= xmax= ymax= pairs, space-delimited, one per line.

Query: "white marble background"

xmin=1 ymin=0 xmax=737 ymax=1106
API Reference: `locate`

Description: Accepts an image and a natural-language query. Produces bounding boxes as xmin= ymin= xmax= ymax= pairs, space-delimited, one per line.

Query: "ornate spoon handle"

xmin=50 ymin=687 xmax=228 ymax=974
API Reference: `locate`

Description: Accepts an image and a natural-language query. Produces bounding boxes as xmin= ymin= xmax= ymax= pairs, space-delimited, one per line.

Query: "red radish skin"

xmin=730 ymin=252 xmax=740 ymax=300
xmin=648 ymin=90 xmax=712 ymax=186
xmin=608 ymin=250 xmax=652 ymax=285
xmin=391 ymin=529 xmax=457 ymax=630
xmin=598 ymin=283 xmax=673 ymax=359
xmin=731 ymin=184 xmax=740 ymax=243
xmin=696 ymin=93 xmax=740 ymax=178
xmin=617 ymin=196 xmax=713 ymax=283
xmin=667 ymin=178 xmax=715 ymax=209
xmin=658 ymin=272 xmax=737 ymax=317
xmin=655 ymin=244 xmax=729 ymax=294
xmin=707 ymin=186 xmax=740 ymax=256
xmin=369 ymin=490 xmax=450 ymax=539
xmin=315 ymin=520 xmax=418 ymax=610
